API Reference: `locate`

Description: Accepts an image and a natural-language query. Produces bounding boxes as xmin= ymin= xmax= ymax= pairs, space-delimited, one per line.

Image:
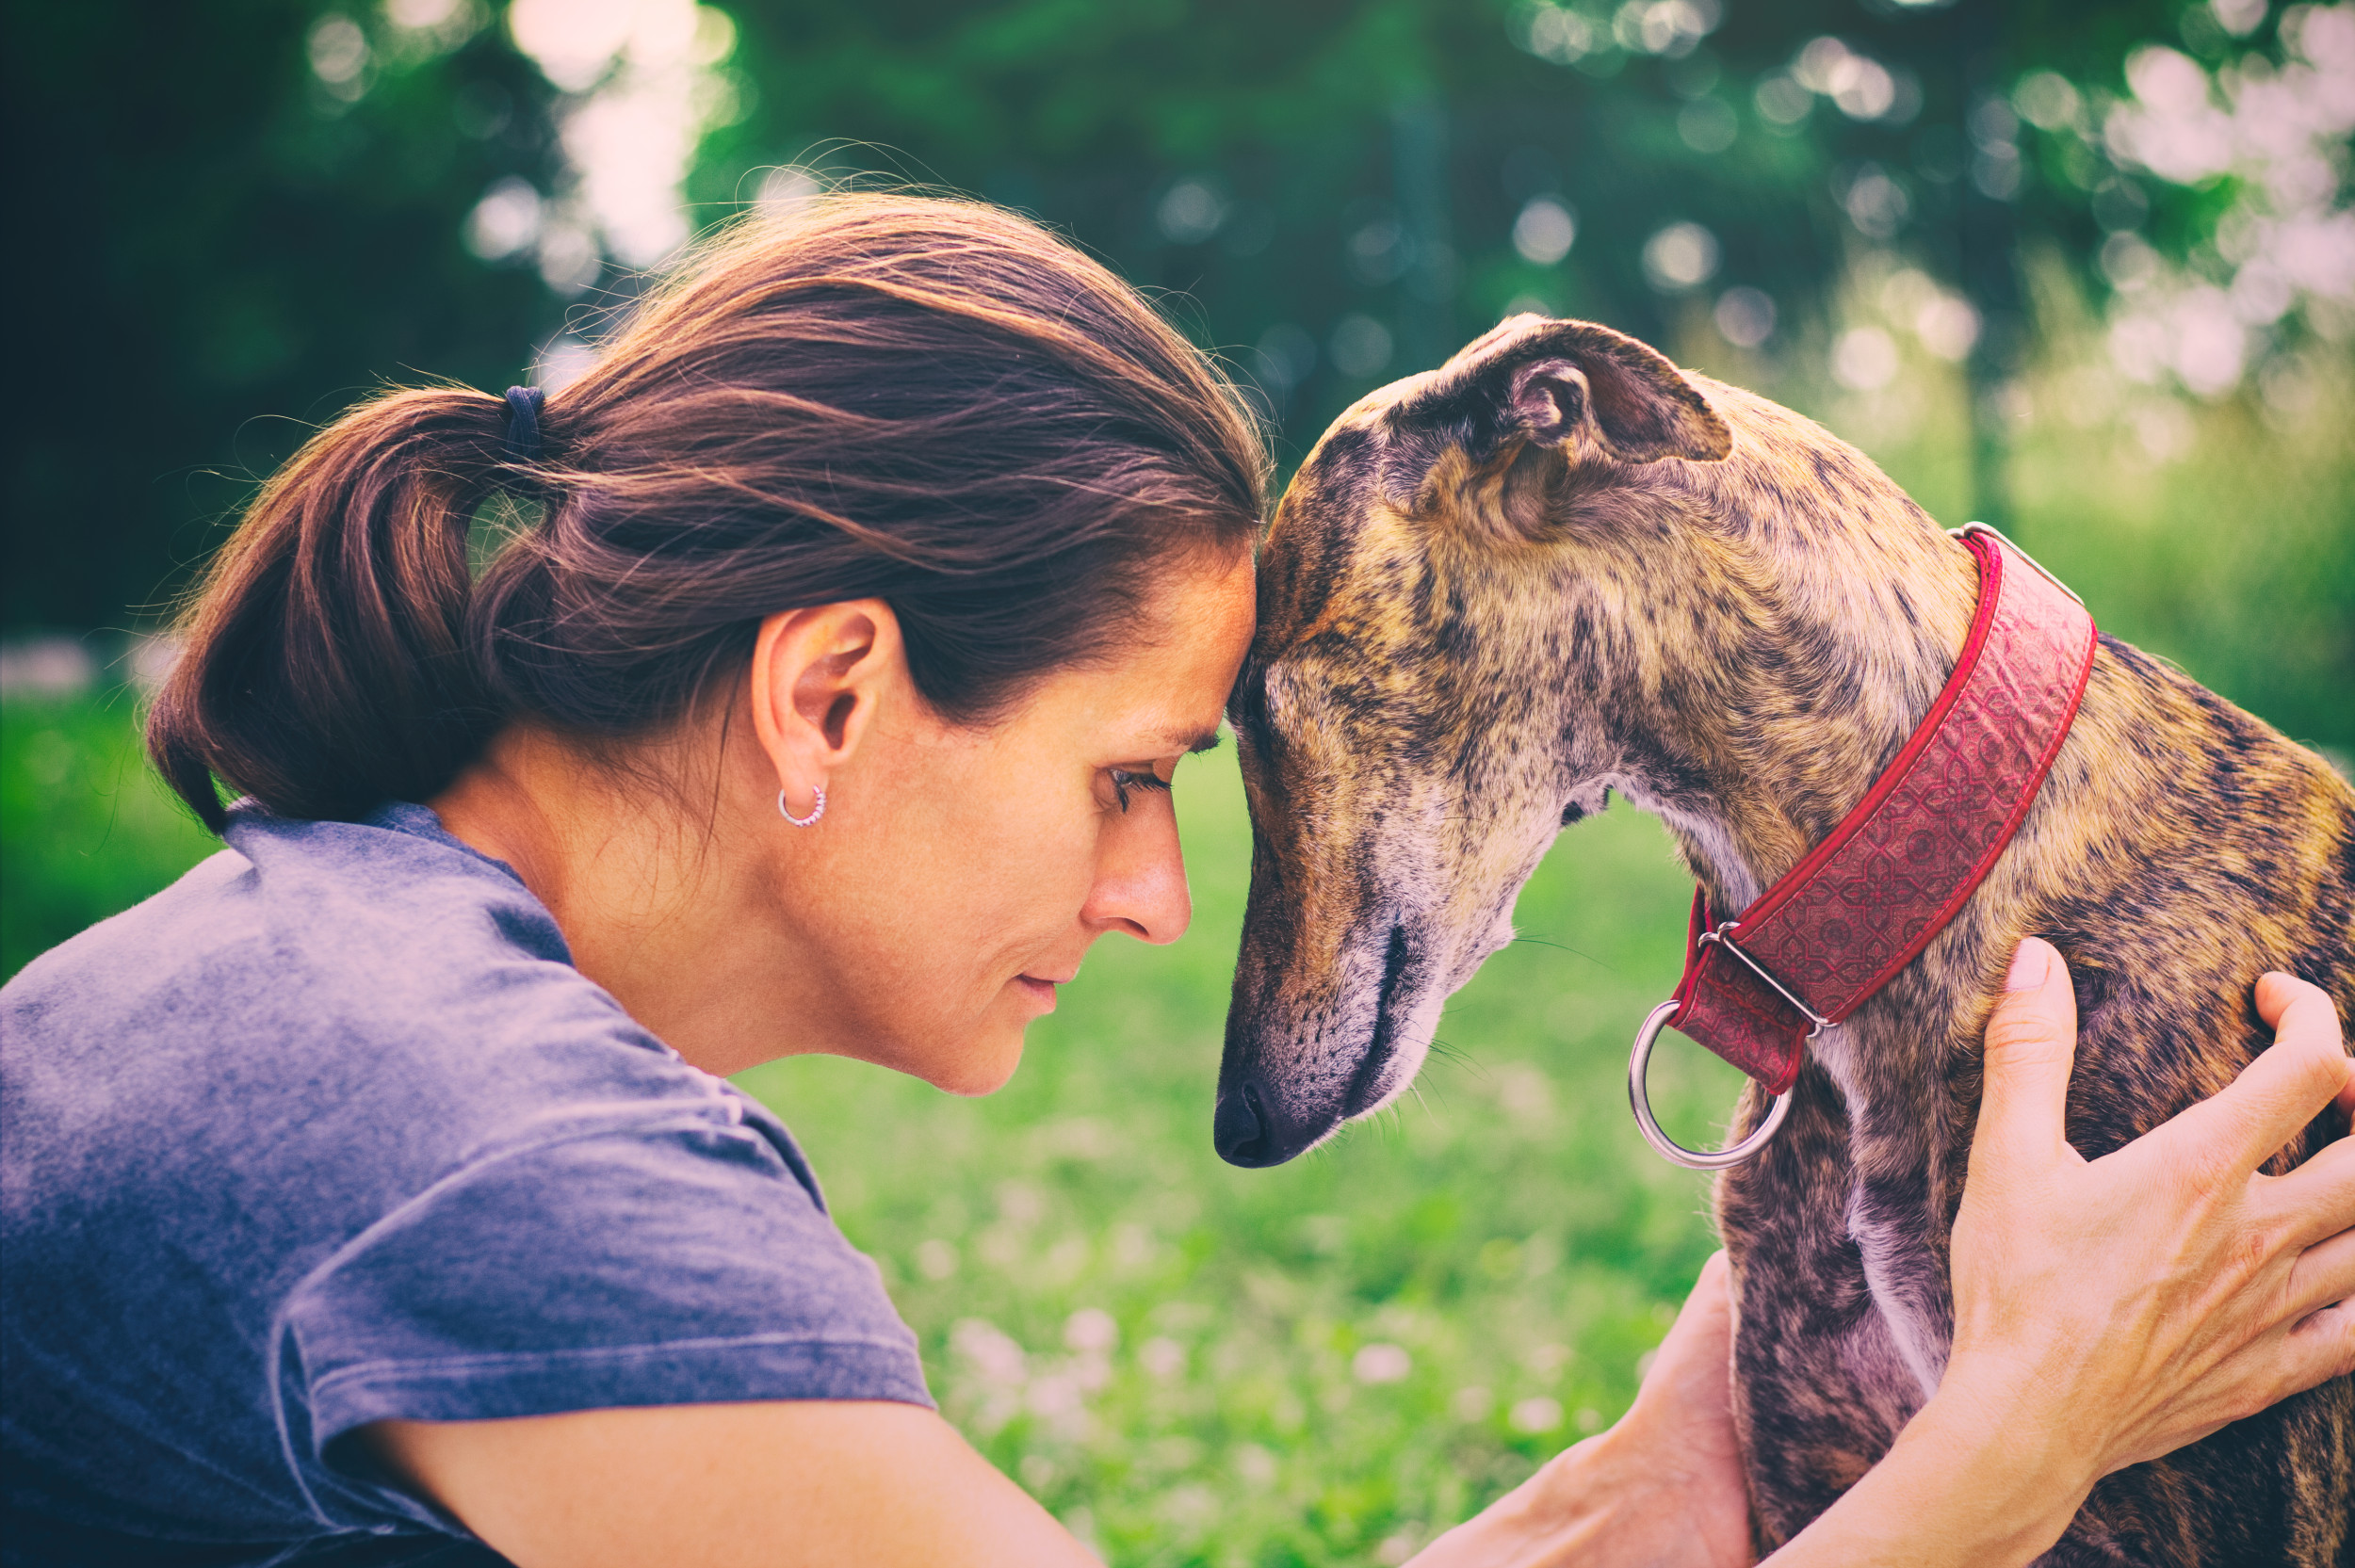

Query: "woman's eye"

xmin=1107 ymin=767 xmax=1173 ymax=813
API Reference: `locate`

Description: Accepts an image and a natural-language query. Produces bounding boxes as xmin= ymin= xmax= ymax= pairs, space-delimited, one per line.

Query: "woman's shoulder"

xmin=0 ymin=809 xmax=929 ymax=1553
xmin=8 ymin=798 xmax=558 ymax=981
xmin=0 ymin=800 xmax=721 ymax=1186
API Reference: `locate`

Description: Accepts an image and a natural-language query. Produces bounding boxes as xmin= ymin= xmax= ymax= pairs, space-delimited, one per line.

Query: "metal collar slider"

xmin=1697 ymin=923 xmax=1828 ymax=1040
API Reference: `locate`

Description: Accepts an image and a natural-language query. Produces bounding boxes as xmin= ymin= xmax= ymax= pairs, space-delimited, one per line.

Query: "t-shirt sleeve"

xmin=283 ymin=1108 xmax=933 ymax=1463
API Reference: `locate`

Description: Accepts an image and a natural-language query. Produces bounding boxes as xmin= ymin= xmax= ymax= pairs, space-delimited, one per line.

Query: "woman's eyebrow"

xmin=1139 ymin=728 xmax=1224 ymax=755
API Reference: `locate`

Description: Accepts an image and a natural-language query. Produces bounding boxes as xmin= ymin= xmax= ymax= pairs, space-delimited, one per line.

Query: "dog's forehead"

xmin=1257 ymin=380 xmax=1474 ymax=615
xmin=1255 ymin=418 xmax=1392 ymax=651
xmin=1253 ymin=315 xmax=1652 ymax=666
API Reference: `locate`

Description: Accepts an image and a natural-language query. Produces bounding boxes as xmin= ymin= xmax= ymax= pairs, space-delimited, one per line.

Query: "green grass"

xmin=1 ymin=689 xmax=221 ymax=981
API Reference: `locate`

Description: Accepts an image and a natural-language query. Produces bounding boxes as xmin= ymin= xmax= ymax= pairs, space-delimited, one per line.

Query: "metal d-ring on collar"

xmin=1624 ymin=923 xmax=1814 ymax=1172
xmin=1628 ymin=999 xmax=1795 ymax=1170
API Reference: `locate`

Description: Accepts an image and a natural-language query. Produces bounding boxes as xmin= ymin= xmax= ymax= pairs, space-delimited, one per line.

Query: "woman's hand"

xmin=1415 ymin=940 xmax=2355 ymax=1568
xmin=1405 ymin=1251 xmax=1753 ymax=1568
xmin=1776 ymin=939 xmax=2355 ymax=1565
xmin=1941 ymin=939 xmax=2355 ymax=1482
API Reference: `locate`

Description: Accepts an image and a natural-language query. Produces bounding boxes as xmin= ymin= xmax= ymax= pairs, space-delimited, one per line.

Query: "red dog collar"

xmin=1649 ymin=525 xmax=2097 ymax=1119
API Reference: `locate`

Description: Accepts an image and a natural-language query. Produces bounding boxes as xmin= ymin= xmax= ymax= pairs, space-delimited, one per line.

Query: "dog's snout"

xmin=1213 ymin=1077 xmax=1343 ymax=1167
xmin=1212 ymin=1079 xmax=1273 ymax=1167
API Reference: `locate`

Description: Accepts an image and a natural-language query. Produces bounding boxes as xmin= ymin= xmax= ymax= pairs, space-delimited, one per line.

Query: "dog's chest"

xmin=1716 ymin=1054 xmax=1959 ymax=1539
xmin=1841 ymin=1181 xmax=1950 ymax=1400
xmin=1816 ymin=1032 xmax=1953 ymax=1402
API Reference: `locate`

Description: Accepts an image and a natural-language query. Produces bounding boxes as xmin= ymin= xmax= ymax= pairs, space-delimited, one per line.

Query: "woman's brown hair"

xmin=147 ymin=194 xmax=1269 ymax=832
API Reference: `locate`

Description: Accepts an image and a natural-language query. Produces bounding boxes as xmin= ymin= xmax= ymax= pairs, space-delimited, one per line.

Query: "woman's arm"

xmin=371 ymin=1398 xmax=1099 ymax=1568
xmin=1409 ymin=943 xmax=2355 ymax=1568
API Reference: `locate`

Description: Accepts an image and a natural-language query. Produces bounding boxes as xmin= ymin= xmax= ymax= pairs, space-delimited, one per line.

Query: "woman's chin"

xmin=922 ymin=1022 xmax=1029 ymax=1098
xmin=931 ymin=1054 xmax=1022 ymax=1098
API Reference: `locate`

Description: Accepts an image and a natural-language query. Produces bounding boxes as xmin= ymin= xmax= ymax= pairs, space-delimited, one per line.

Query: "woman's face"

xmin=764 ymin=550 xmax=1257 ymax=1094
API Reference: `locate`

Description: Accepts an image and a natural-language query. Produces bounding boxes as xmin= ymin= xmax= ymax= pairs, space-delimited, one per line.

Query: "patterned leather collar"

xmin=1665 ymin=524 xmax=2099 ymax=1097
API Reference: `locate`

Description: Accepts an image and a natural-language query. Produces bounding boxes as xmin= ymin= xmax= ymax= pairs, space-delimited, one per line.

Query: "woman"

xmin=3 ymin=195 xmax=2349 ymax=1568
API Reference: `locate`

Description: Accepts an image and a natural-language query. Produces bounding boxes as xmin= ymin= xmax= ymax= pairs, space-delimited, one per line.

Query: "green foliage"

xmin=1677 ymin=263 xmax=2355 ymax=753
xmin=0 ymin=691 xmax=219 ymax=981
xmin=2003 ymin=298 xmax=2355 ymax=755
xmin=15 ymin=0 xmax=2336 ymax=639
xmin=3 ymin=0 xmax=560 ymax=631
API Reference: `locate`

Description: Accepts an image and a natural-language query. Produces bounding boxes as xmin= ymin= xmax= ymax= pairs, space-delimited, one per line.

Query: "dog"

xmin=1212 ymin=314 xmax=2355 ymax=1563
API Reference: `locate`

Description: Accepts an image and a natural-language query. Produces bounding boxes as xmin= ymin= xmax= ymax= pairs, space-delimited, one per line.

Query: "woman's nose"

xmin=1081 ymin=799 xmax=1192 ymax=945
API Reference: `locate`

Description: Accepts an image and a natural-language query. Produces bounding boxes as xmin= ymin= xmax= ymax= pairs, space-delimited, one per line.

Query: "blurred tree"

xmin=2 ymin=0 xmax=559 ymax=635
xmin=697 ymin=0 xmax=2233 ymax=470
xmin=6 ymin=0 xmax=2344 ymax=644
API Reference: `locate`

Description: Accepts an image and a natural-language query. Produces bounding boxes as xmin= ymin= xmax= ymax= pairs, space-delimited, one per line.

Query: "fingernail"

xmin=2006 ymin=939 xmax=2051 ymax=992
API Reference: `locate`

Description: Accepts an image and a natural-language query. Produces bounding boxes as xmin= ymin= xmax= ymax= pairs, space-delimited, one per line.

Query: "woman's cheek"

xmin=989 ymin=782 xmax=1107 ymax=901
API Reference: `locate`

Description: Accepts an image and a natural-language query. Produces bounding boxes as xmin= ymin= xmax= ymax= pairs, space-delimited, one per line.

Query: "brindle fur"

xmin=1221 ymin=315 xmax=2355 ymax=1564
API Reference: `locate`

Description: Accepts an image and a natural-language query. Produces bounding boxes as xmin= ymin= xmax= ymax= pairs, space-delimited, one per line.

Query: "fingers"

xmin=2283 ymin=1295 xmax=2355 ymax=1388
xmin=1682 ymin=1249 xmax=1732 ymax=1334
xmin=1624 ymin=1252 xmax=1746 ymax=1476
xmin=2256 ymin=972 xmax=2341 ymax=1045
xmin=2261 ymin=1136 xmax=2355 ymax=1249
xmin=1973 ymin=938 xmax=2083 ymax=1169
xmin=2257 ymin=972 xmax=2355 ymax=1124
xmin=2146 ymin=1286 xmax=2355 ymax=1457
xmin=2229 ymin=1295 xmax=2355 ymax=1426
xmin=1643 ymin=1251 xmax=1733 ymax=1390
xmin=2169 ymin=988 xmax=2355 ymax=1174
xmin=2284 ymin=1223 xmax=2355 ymax=1323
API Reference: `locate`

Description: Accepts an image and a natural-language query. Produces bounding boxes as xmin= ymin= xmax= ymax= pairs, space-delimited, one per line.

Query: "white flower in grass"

xmin=1354 ymin=1343 xmax=1413 ymax=1383
xmin=1509 ymin=1396 xmax=1565 ymax=1432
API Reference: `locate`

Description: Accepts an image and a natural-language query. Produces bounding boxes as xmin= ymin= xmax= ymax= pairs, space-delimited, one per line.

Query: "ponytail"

xmin=146 ymin=387 xmax=515 ymax=832
xmin=146 ymin=194 xmax=1267 ymax=836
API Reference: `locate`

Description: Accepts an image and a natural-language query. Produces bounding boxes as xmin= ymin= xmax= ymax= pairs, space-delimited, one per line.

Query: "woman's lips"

xmin=1014 ymin=975 xmax=1059 ymax=1010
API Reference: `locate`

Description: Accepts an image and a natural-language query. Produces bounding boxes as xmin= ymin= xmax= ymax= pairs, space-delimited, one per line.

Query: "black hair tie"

xmin=501 ymin=384 xmax=545 ymax=466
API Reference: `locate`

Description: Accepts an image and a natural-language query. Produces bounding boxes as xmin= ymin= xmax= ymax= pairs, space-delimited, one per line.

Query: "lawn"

xmin=0 ymin=689 xmax=1736 ymax=1567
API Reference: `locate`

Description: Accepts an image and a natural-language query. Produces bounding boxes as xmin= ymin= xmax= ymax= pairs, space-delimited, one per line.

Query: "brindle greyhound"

xmin=1214 ymin=315 xmax=2355 ymax=1563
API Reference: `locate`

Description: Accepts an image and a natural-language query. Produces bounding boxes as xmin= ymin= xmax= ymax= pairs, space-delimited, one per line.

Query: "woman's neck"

xmin=427 ymin=724 xmax=813 ymax=1078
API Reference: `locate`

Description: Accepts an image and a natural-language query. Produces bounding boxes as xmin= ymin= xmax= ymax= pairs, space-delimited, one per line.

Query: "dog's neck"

xmin=1572 ymin=410 xmax=2029 ymax=1402
xmin=1606 ymin=498 xmax=1977 ymax=912
xmin=1573 ymin=394 xmax=1991 ymax=1116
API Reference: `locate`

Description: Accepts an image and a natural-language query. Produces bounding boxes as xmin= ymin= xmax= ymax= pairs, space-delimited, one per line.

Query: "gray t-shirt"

xmin=1 ymin=801 xmax=930 ymax=1567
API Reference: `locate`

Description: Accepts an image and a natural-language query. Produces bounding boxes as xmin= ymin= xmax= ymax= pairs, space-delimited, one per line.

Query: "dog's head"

xmin=1211 ymin=315 xmax=1754 ymax=1166
xmin=1213 ymin=315 xmax=1971 ymax=1166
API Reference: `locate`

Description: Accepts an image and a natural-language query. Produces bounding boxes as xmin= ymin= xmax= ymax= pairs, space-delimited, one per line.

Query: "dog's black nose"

xmin=1213 ymin=1080 xmax=1276 ymax=1167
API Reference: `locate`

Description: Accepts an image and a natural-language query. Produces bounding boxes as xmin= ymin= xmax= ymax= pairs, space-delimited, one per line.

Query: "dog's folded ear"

xmin=1393 ymin=315 xmax=1731 ymax=468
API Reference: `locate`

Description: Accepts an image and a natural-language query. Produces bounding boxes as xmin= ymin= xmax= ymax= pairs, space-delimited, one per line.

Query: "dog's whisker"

xmin=1507 ymin=933 xmax=1611 ymax=969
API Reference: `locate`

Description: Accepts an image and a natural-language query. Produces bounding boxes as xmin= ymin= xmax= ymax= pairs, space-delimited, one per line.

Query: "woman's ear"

xmin=748 ymin=600 xmax=904 ymax=803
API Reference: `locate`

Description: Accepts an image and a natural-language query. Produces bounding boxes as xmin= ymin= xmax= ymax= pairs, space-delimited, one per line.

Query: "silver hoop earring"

xmin=777 ymin=785 xmax=826 ymax=829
